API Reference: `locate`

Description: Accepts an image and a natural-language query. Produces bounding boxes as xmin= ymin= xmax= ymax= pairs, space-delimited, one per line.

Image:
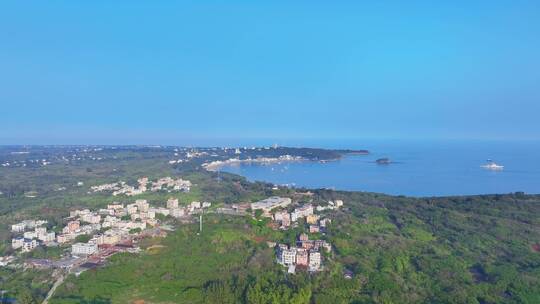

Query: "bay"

xmin=219 ymin=139 xmax=540 ymax=197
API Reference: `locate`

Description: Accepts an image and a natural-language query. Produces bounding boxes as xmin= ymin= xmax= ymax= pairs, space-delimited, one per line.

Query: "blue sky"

xmin=1 ymin=1 xmax=539 ymax=145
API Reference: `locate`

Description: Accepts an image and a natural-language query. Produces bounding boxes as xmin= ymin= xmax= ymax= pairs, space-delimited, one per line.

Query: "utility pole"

xmin=199 ymin=214 xmax=203 ymax=233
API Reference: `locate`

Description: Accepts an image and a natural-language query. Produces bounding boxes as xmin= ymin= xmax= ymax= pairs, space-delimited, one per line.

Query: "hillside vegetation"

xmin=0 ymin=146 xmax=539 ymax=303
xmin=45 ymin=192 xmax=540 ymax=304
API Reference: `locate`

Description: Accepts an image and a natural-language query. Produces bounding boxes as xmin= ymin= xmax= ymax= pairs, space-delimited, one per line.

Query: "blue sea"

xmin=219 ymin=140 xmax=540 ymax=197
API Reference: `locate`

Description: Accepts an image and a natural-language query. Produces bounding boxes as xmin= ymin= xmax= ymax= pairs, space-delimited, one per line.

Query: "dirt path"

xmin=42 ymin=272 xmax=65 ymax=304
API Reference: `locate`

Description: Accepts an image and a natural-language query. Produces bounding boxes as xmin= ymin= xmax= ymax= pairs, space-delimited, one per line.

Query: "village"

xmin=248 ymin=196 xmax=343 ymax=274
xmin=0 ymin=165 xmax=354 ymax=304
xmin=3 ymin=173 xmax=345 ymax=285
xmin=6 ymin=195 xmax=343 ymax=276
xmin=8 ymin=196 xmax=212 ymax=273
xmin=90 ymin=176 xmax=192 ymax=196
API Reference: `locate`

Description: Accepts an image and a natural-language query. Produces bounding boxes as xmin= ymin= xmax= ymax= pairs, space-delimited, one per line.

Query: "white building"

xmin=103 ymin=234 xmax=120 ymax=245
xmin=38 ymin=232 xmax=56 ymax=243
xmin=12 ymin=237 xmax=24 ymax=249
xmin=316 ymin=205 xmax=330 ymax=212
xmin=102 ymin=216 xmax=120 ymax=228
xmin=11 ymin=223 xmax=26 ymax=233
xmin=251 ymin=197 xmax=292 ymax=214
xmin=115 ymin=221 xmax=146 ymax=231
xmin=126 ymin=204 xmax=138 ymax=215
xmin=274 ymin=211 xmax=290 ymax=222
xmin=11 ymin=220 xmax=41 ymax=232
xmin=71 ymin=242 xmax=98 ymax=256
xmin=170 ymin=208 xmax=185 ymax=218
xmin=291 ymin=204 xmax=314 ymax=222
xmin=56 ymin=234 xmax=72 ymax=244
xmin=70 ymin=209 xmax=91 ymax=218
xmin=280 ymin=248 xmax=297 ymax=266
xmin=136 ymin=199 xmax=149 ymax=212
xmin=81 ymin=214 xmax=101 ymax=224
xmin=166 ymin=198 xmax=179 ymax=209
xmin=22 ymin=239 xmax=39 ymax=252
xmin=24 ymin=231 xmax=37 ymax=239
xmin=150 ymin=207 xmax=170 ymax=216
xmin=91 ymin=234 xmax=105 ymax=245
xmin=139 ymin=211 xmax=155 ymax=219
xmin=107 ymin=203 xmax=124 ymax=210
xmin=308 ymin=251 xmax=321 ymax=271
xmin=98 ymin=208 xmax=114 ymax=216
xmin=35 ymin=227 xmax=47 ymax=235
xmin=114 ymin=209 xmax=127 ymax=217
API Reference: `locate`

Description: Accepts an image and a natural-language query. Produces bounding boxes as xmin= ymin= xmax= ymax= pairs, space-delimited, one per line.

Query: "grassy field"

xmin=50 ymin=216 xmax=268 ymax=303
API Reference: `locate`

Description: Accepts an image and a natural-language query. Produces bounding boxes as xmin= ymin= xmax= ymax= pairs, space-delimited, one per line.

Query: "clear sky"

xmin=1 ymin=1 xmax=539 ymax=145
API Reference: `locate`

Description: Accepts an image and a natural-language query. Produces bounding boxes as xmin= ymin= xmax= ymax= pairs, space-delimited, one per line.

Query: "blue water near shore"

xmin=219 ymin=140 xmax=540 ymax=197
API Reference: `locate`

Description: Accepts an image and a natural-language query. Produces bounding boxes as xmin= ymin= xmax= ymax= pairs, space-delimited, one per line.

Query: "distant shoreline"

xmin=202 ymin=149 xmax=369 ymax=172
xmin=202 ymin=155 xmax=307 ymax=171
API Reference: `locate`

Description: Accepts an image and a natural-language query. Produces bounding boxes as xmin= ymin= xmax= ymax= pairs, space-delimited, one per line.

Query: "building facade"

xmin=71 ymin=242 xmax=98 ymax=255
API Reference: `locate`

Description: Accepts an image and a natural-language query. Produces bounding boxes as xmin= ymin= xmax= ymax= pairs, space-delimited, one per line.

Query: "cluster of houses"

xmin=150 ymin=177 xmax=192 ymax=192
xmin=249 ymin=196 xmax=345 ymax=274
xmin=62 ymin=198 xmax=210 ymax=256
xmin=251 ymin=197 xmax=343 ymax=233
xmin=164 ymin=198 xmax=212 ymax=217
xmin=91 ymin=176 xmax=192 ymax=196
xmin=11 ymin=220 xmax=53 ymax=252
xmin=251 ymin=196 xmax=293 ymax=215
xmin=10 ymin=197 xmax=211 ymax=257
xmin=168 ymin=147 xmax=245 ymax=164
xmin=315 ymin=199 xmax=344 ymax=212
xmin=2 ymin=158 xmax=51 ymax=167
xmin=59 ymin=201 xmax=150 ymax=256
xmin=276 ymin=233 xmax=331 ymax=273
xmin=1 ymin=148 xmax=112 ymax=168
xmin=0 ymin=255 xmax=15 ymax=266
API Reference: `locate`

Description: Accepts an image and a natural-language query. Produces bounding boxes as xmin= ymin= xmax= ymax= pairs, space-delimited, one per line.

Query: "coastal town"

xmin=90 ymin=176 xmax=192 ymax=196
xmin=3 ymin=182 xmax=343 ymax=280
xmin=202 ymin=155 xmax=306 ymax=171
xmin=0 ymin=146 xmax=356 ymax=303
xmin=0 ymin=144 xmax=531 ymax=304
xmin=2 ymin=2 xmax=538 ymax=301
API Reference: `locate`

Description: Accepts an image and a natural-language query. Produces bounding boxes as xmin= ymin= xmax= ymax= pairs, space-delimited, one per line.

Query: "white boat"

xmin=481 ymin=160 xmax=504 ymax=170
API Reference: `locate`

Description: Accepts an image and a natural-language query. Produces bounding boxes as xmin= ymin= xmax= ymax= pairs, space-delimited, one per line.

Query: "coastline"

xmin=215 ymin=141 xmax=540 ymax=197
xmin=202 ymin=155 xmax=307 ymax=172
xmin=201 ymin=148 xmax=364 ymax=172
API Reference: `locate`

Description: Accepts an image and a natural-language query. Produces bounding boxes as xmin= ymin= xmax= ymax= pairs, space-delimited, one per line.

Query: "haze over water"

xmin=220 ymin=140 xmax=540 ymax=197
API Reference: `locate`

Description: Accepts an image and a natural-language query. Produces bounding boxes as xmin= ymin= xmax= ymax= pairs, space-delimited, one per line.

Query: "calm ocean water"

xmin=219 ymin=140 xmax=540 ymax=197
